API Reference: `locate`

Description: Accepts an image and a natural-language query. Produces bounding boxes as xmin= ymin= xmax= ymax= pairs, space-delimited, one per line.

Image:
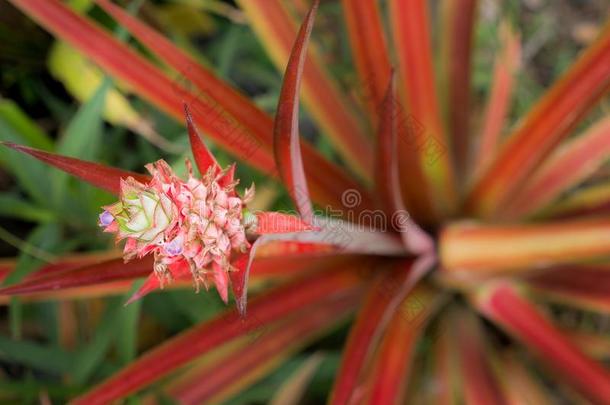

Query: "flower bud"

xmin=104 ymin=178 xmax=175 ymax=243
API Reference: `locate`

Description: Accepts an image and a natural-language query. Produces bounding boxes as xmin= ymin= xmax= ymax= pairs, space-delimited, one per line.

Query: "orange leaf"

xmin=439 ymin=0 xmax=478 ymax=175
xmin=467 ymin=21 xmax=610 ymax=218
xmin=340 ymin=0 xmax=390 ymax=120
xmin=389 ymin=0 xmax=457 ymax=217
xmin=440 ymin=218 xmax=610 ymax=276
xmin=504 ymin=117 xmax=610 ymax=219
xmin=474 ymin=22 xmax=521 ymax=173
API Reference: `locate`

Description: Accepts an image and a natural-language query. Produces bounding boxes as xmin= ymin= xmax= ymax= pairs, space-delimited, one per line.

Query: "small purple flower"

xmin=98 ymin=210 xmax=114 ymax=227
xmin=164 ymin=235 xmax=184 ymax=256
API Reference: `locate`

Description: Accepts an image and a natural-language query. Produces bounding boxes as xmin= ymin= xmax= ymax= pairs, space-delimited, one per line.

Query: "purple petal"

xmin=164 ymin=236 xmax=183 ymax=256
xmin=99 ymin=210 xmax=114 ymax=227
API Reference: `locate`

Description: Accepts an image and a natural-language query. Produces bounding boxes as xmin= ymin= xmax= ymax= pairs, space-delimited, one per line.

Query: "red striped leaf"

xmin=330 ymin=258 xmax=432 ymax=405
xmin=474 ymin=22 xmax=521 ymax=173
xmin=1 ymin=142 xmax=149 ymax=195
xmin=273 ymin=0 xmax=318 ymax=224
xmin=95 ymin=0 xmax=271 ymax=150
xmin=254 ymin=239 xmax=337 ymax=257
xmin=527 ymin=264 xmax=610 ymax=312
xmin=339 ymin=1 xmax=435 ymax=222
xmin=165 ymin=291 xmax=359 ymax=404
xmin=504 ymin=117 xmax=610 ymax=219
xmin=72 ymin=264 xmax=363 ymax=403
xmin=228 ymin=248 xmax=252 ymax=316
xmin=254 ymin=212 xmax=316 ymax=234
xmin=340 ymin=0 xmax=390 ymax=120
xmin=375 ymin=75 xmax=434 ymax=253
xmin=467 ymin=22 xmax=610 ymax=218
xmin=234 ymin=240 xmax=298 ymax=316
xmin=0 ymin=250 xmax=120 ymax=284
xmin=258 ymin=216 xmax=407 ymax=257
xmin=0 ymin=245 xmax=343 ymax=301
xmin=0 ymin=257 xmax=152 ymax=296
xmin=475 ymin=282 xmax=610 ymax=404
xmin=125 ymin=259 xmax=191 ymax=305
xmin=389 ymin=0 xmax=457 ymax=217
xmin=439 ymin=0 xmax=478 ymax=175
xmin=361 ymin=285 xmax=442 ymax=404
xmin=455 ymin=311 xmax=508 ymax=405
xmin=0 ymin=281 xmax=137 ymax=304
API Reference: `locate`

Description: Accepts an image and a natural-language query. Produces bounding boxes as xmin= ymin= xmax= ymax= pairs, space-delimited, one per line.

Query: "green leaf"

xmin=0 ymin=334 xmax=78 ymax=374
xmin=2 ymin=223 xmax=62 ymax=339
xmin=0 ymin=99 xmax=53 ymax=150
xmin=116 ymin=280 xmax=144 ymax=365
xmin=0 ymin=193 xmax=56 ymax=222
xmin=70 ymin=297 xmax=123 ymax=385
xmin=0 ymin=106 xmax=54 ymax=204
xmin=54 ymin=78 xmax=110 ymax=206
xmin=0 ymin=378 xmax=81 ymax=402
xmin=3 ymin=223 xmax=62 ymax=286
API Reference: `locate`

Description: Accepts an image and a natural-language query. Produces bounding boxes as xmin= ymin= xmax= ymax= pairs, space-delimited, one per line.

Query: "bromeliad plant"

xmin=2 ymin=0 xmax=610 ymax=403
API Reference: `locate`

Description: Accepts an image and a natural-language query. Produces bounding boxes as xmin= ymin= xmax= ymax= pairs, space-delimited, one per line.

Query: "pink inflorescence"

xmin=99 ymin=159 xmax=254 ymax=300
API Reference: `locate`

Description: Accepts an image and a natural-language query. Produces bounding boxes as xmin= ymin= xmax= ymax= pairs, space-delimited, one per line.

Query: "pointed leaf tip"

xmin=230 ymin=243 xmax=257 ymax=317
xmin=1 ymin=142 xmax=149 ymax=195
xmin=272 ymin=0 xmax=319 ymax=225
xmin=124 ymin=276 xmax=152 ymax=306
xmin=230 ymin=235 xmax=276 ymax=317
xmin=375 ymin=75 xmax=434 ymax=254
xmin=183 ymin=103 xmax=220 ymax=175
xmin=125 ymin=260 xmax=191 ymax=305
